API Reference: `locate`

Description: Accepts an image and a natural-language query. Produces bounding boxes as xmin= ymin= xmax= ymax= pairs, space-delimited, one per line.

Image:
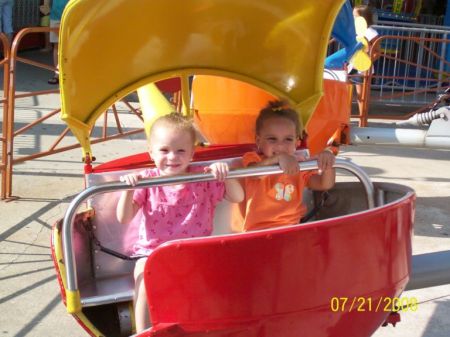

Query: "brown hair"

xmin=354 ymin=5 xmax=375 ymax=27
xmin=149 ymin=112 xmax=196 ymax=145
xmin=255 ymin=100 xmax=302 ymax=137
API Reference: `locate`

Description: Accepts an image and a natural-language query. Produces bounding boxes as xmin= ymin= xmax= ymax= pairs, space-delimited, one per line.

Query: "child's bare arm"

xmin=205 ymin=162 xmax=244 ymax=203
xmin=116 ymin=173 xmax=141 ymax=224
xmin=307 ymin=149 xmax=336 ymax=190
xmin=224 ymin=179 xmax=244 ymax=203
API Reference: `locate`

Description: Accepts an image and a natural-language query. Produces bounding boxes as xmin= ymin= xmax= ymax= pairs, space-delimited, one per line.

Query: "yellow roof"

xmin=59 ymin=0 xmax=346 ymax=158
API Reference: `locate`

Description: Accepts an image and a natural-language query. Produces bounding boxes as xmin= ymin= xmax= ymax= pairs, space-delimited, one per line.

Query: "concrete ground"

xmin=0 ymin=50 xmax=449 ymax=337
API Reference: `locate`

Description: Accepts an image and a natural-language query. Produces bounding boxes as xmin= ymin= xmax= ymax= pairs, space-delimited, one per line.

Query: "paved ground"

xmin=0 ymin=50 xmax=449 ymax=337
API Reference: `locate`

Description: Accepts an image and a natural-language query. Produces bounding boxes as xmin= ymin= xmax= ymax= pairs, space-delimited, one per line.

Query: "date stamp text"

xmin=330 ymin=296 xmax=418 ymax=312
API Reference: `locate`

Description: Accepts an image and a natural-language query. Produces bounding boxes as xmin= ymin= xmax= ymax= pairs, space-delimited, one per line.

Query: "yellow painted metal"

xmin=66 ymin=289 xmax=82 ymax=314
xmin=137 ymin=83 xmax=174 ymax=138
xmin=59 ymin=0 xmax=346 ymax=157
xmin=52 ymin=225 xmax=105 ymax=336
xmin=180 ymin=74 xmax=191 ymax=116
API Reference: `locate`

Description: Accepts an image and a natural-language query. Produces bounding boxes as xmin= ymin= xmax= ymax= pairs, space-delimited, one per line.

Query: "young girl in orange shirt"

xmin=237 ymin=100 xmax=336 ymax=231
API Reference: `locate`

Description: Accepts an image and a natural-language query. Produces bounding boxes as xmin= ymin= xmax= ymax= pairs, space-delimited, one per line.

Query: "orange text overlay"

xmin=330 ymin=296 xmax=418 ymax=313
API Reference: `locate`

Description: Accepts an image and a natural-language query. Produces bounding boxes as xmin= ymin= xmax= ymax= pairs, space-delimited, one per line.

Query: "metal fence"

xmin=331 ymin=21 xmax=450 ymax=126
xmin=372 ymin=22 xmax=449 ymax=101
xmin=0 ymin=27 xmax=148 ymax=199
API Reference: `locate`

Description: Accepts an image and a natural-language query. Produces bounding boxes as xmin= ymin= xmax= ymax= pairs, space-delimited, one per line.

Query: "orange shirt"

xmin=234 ymin=152 xmax=313 ymax=232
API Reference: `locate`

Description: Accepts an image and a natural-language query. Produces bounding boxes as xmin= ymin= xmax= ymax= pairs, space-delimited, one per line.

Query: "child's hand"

xmin=294 ymin=152 xmax=307 ymax=162
xmin=317 ymin=149 xmax=335 ymax=174
xmin=119 ymin=173 xmax=141 ymax=186
xmin=205 ymin=162 xmax=229 ymax=181
xmin=40 ymin=5 xmax=50 ymax=15
xmin=278 ymin=153 xmax=299 ymax=175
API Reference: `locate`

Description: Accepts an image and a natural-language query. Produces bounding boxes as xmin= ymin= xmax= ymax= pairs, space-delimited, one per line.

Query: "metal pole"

xmin=350 ymin=126 xmax=428 ymax=147
xmin=0 ymin=33 xmax=9 ymax=199
xmin=407 ymin=250 xmax=450 ymax=290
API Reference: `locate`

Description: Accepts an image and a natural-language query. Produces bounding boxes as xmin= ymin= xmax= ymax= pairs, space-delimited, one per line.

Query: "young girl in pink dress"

xmin=117 ymin=112 xmax=243 ymax=332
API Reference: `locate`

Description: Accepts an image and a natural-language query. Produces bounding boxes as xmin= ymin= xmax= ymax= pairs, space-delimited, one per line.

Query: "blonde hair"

xmin=255 ymin=100 xmax=302 ymax=138
xmin=149 ymin=112 xmax=196 ymax=145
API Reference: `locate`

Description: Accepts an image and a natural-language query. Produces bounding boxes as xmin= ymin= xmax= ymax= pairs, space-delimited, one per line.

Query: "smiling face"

xmin=149 ymin=125 xmax=195 ymax=176
xmin=256 ymin=117 xmax=299 ymax=157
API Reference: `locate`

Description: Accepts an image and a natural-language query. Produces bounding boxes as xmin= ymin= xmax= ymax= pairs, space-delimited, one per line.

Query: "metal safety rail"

xmin=0 ymin=27 xmax=148 ymax=200
xmin=355 ymin=22 xmax=450 ymax=126
xmin=60 ymin=158 xmax=375 ymax=313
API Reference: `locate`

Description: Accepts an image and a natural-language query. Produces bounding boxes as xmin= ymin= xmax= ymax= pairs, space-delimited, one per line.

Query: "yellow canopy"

xmin=59 ymin=0 xmax=346 ymax=158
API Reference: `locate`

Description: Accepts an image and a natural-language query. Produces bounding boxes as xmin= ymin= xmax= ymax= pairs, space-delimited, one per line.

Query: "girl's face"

xmin=149 ymin=125 xmax=194 ymax=176
xmin=256 ymin=117 xmax=299 ymax=157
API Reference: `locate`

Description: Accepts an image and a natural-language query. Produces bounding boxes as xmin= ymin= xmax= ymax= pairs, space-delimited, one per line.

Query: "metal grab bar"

xmin=62 ymin=158 xmax=374 ymax=313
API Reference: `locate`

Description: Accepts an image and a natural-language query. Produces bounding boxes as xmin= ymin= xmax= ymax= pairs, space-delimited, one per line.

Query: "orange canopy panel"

xmin=58 ymin=0 xmax=347 ymax=157
xmin=192 ymin=76 xmax=275 ymax=144
xmin=193 ymin=76 xmax=352 ymax=150
xmin=306 ymin=80 xmax=353 ymax=155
